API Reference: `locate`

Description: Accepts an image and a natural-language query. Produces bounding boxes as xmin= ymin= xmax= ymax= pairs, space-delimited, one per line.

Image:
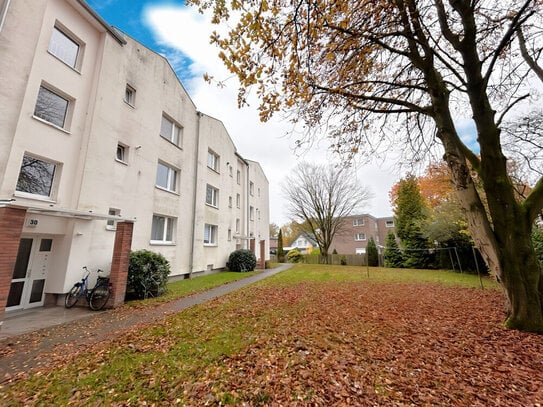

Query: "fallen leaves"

xmin=1 ymin=270 xmax=543 ymax=406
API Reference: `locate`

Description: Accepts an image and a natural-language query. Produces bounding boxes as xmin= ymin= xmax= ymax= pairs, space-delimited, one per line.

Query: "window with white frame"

xmin=236 ymin=218 xmax=240 ymax=233
xmin=124 ymin=84 xmax=136 ymax=106
xmin=236 ymin=193 xmax=240 ymax=208
xmin=16 ymin=154 xmax=59 ymax=198
xmin=228 ymin=196 xmax=232 ymax=208
xmin=229 ymin=166 xmax=233 ymax=177
xmin=116 ymin=143 xmax=127 ymax=163
xmin=106 ymin=208 xmax=120 ymax=230
xmin=156 ymin=162 xmax=178 ymax=192
xmin=236 ymin=169 xmax=241 ymax=184
xmin=151 ymin=214 xmax=175 ymax=243
xmin=207 ymin=150 xmax=219 ymax=172
xmin=356 ymin=248 xmax=366 ymax=254
xmin=228 ymin=228 xmax=232 ymax=241
xmin=353 ymin=218 xmax=364 ymax=226
xmin=204 ymin=224 xmax=218 ymax=245
xmin=355 ymin=233 xmax=366 ymax=241
xmin=160 ymin=114 xmax=182 ymax=146
xmin=386 ymin=220 xmax=394 ymax=227
xmin=249 ymin=181 xmax=254 ymax=196
xmin=206 ymin=184 xmax=219 ymax=207
xmin=34 ymin=85 xmax=71 ymax=129
xmin=250 ymin=206 xmax=254 ymax=221
xmin=48 ymin=25 xmax=82 ymax=69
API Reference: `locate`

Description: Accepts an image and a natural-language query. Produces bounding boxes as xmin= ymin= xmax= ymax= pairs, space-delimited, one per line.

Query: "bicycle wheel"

xmin=89 ymin=285 xmax=110 ymax=311
xmin=65 ymin=284 xmax=81 ymax=308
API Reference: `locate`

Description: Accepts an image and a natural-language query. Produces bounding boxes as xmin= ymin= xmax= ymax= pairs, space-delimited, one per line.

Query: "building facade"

xmin=0 ymin=0 xmax=269 ymax=321
xmin=329 ymin=214 xmax=395 ymax=254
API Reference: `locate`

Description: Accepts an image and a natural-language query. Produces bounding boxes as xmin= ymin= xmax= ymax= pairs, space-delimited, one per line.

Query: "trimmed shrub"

xmin=339 ymin=255 xmax=347 ymax=265
xmin=127 ymin=250 xmax=171 ymax=299
xmin=287 ymin=249 xmax=303 ymax=263
xmin=228 ymin=249 xmax=257 ymax=272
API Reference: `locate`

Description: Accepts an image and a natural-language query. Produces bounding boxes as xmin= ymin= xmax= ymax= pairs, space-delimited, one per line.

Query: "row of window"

xmin=149 ymin=214 xmax=240 ymax=245
xmin=353 ymin=219 xmax=394 ymax=227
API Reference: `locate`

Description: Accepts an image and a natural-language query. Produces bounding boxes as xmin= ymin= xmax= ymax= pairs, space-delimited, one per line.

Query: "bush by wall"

xmin=127 ymin=250 xmax=171 ymax=299
xmin=228 ymin=249 xmax=257 ymax=272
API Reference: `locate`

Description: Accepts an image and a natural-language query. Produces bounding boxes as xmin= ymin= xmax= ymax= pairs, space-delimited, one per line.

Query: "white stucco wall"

xmin=0 ymin=0 xmax=271 ymax=301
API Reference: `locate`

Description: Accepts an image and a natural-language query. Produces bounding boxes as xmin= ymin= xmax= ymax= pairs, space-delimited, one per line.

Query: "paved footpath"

xmin=0 ymin=264 xmax=292 ymax=381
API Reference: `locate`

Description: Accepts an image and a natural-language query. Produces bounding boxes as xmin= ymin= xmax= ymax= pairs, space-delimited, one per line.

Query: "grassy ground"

xmin=125 ymin=270 xmax=259 ymax=307
xmin=3 ymin=265 xmax=542 ymax=406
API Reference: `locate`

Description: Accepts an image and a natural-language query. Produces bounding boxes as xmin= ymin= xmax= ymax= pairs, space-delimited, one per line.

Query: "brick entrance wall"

xmin=0 ymin=207 xmax=27 ymax=326
xmin=258 ymin=239 xmax=266 ymax=269
xmin=108 ymin=221 xmax=134 ymax=308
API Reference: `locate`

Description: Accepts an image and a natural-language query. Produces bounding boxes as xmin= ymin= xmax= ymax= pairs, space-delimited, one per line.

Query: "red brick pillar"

xmin=258 ymin=240 xmax=266 ymax=269
xmin=0 ymin=207 xmax=27 ymax=326
xmin=108 ymin=221 xmax=133 ymax=308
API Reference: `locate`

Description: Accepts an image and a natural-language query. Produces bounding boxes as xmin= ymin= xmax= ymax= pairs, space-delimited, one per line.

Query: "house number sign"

xmin=28 ymin=219 xmax=39 ymax=227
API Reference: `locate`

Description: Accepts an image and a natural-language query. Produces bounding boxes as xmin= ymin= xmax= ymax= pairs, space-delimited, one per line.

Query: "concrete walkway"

xmin=0 ymin=264 xmax=292 ymax=380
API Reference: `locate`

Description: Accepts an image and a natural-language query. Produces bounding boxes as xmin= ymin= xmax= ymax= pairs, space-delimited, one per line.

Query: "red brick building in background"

xmin=330 ymin=214 xmax=396 ymax=255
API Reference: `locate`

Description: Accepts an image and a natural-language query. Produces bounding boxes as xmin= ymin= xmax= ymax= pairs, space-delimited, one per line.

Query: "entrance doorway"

xmin=6 ymin=236 xmax=53 ymax=311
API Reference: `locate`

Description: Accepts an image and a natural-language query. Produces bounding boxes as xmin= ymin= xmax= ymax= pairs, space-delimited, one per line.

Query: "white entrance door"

xmin=6 ymin=237 xmax=53 ymax=310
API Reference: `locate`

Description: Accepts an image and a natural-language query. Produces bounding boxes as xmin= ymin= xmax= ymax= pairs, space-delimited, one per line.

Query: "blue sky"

xmin=87 ymin=1 xmax=192 ymax=78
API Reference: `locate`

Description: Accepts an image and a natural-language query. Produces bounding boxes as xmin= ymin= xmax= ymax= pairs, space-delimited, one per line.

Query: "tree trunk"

xmin=501 ymin=235 xmax=543 ymax=332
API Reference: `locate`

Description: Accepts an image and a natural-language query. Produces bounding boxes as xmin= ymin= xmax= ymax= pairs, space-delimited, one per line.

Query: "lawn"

xmin=2 ymin=265 xmax=543 ymax=406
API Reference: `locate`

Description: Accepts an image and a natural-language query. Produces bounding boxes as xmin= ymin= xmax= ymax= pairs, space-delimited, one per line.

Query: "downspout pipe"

xmin=188 ymin=111 xmax=203 ymax=278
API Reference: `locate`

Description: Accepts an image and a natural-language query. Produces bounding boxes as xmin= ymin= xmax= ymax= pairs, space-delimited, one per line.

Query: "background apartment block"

xmin=330 ymin=214 xmax=395 ymax=254
xmin=0 ymin=0 xmax=269 ymax=320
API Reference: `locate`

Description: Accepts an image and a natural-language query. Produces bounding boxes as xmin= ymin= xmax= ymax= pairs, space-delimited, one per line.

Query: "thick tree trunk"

xmin=444 ymin=146 xmax=543 ymax=332
xmin=500 ymin=235 xmax=543 ymax=332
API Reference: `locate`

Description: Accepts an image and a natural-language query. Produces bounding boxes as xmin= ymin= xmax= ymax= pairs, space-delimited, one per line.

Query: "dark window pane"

xmin=7 ymin=282 xmax=24 ymax=307
xmin=39 ymin=239 xmax=53 ymax=252
xmin=16 ymin=155 xmax=56 ymax=197
xmin=13 ymin=238 xmax=33 ymax=279
xmin=29 ymin=279 xmax=45 ymax=303
xmin=34 ymin=86 xmax=68 ymax=128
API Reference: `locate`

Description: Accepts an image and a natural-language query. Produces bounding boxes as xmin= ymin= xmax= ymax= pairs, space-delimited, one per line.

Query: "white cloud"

xmin=143 ymin=5 xmax=397 ymax=224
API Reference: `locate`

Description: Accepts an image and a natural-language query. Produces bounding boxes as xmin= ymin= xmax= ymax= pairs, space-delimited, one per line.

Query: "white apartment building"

xmin=0 ymin=0 xmax=269 ymax=322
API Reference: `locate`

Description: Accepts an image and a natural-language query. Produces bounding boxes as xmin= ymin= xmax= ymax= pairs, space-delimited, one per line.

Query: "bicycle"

xmin=65 ymin=266 xmax=111 ymax=311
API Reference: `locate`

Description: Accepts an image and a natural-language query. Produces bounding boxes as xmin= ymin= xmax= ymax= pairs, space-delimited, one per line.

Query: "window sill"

xmin=205 ymin=203 xmax=219 ymax=209
xmin=14 ymin=191 xmax=56 ymax=203
xmin=150 ymin=241 xmax=176 ymax=246
xmin=207 ymin=166 xmax=220 ymax=174
xmin=48 ymin=51 xmax=82 ymax=74
xmin=203 ymin=243 xmax=218 ymax=247
xmin=123 ymin=100 xmax=135 ymax=108
xmin=115 ymin=158 xmax=128 ymax=166
xmin=155 ymin=186 xmax=180 ymax=196
xmin=32 ymin=115 xmax=71 ymax=134
xmin=159 ymin=136 xmax=183 ymax=150
xmin=105 ymin=225 xmax=117 ymax=231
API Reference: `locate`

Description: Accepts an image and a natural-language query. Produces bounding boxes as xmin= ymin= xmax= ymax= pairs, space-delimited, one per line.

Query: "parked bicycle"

xmin=65 ymin=266 xmax=111 ymax=311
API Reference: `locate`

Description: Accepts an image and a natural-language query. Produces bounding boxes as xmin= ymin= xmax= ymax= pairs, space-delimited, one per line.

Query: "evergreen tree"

xmin=384 ymin=233 xmax=403 ymax=268
xmin=367 ymin=237 xmax=379 ymax=267
xmin=277 ymin=229 xmax=284 ymax=262
xmin=394 ymin=175 xmax=432 ymax=269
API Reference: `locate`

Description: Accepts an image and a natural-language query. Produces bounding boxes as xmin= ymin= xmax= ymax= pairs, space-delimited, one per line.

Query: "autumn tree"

xmin=189 ymin=0 xmax=543 ymax=332
xmin=282 ymin=162 xmax=371 ymax=264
